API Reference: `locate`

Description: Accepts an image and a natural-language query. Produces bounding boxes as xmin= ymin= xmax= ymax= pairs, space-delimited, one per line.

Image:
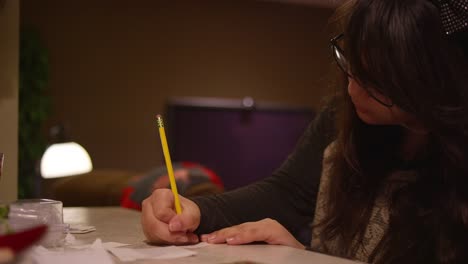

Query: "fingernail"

xmin=207 ymin=234 xmax=216 ymax=241
xmin=175 ymin=236 xmax=188 ymax=243
xmin=226 ymin=237 xmax=235 ymax=242
xmin=169 ymin=221 xmax=181 ymax=231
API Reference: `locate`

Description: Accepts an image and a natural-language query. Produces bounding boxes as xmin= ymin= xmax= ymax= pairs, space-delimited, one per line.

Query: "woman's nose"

xmin=347 ymin=77 xmax=361 ymax=97
xmin=348 ymin=76 xmax=369 ymax=97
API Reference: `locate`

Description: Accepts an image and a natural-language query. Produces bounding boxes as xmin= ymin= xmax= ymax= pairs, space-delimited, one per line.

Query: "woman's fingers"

xmin=168 ymin=198 xmax=202 ymax=233
xmin=141 ymin=214 xmax=198 ymax=244
xmin=201 ymin=220 xmax=268 ymax=244
xmin=201 ymin=219 xmax=304 ymax=249
xmin=141 ymin=198 xmax=195 ymax=244
xmin=141 ymin=189 xmax=201 ymax=245
xmin=224 ymin=227 xmax=265 ymax=245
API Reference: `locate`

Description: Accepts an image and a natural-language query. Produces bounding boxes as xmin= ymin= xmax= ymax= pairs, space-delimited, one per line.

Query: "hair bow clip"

xmin=435 ymin=0 xmax=468 ymax=35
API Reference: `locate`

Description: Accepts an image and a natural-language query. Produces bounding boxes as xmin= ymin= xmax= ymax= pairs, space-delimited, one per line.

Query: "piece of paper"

xmin=181 ymin=242 xmax=210 ymax=249
xmin=69 ymin=241 xmax=129 ymax=250
xmin=31 ymin=239 xmax=114 ymax=264
xmin=107 ymin=246 xmax=196 ymax=262
xmin=105 ymin=247 xmax=146 ymax=262
xmin=32 ymin=238 xmax=197 ymax=263
xmin=102 ymin=242 xmax=130 ymax=249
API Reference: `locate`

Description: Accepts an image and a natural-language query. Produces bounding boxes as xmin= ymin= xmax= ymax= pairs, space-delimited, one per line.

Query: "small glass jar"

xmin=8 ymin=199 xmax=69 ymax=247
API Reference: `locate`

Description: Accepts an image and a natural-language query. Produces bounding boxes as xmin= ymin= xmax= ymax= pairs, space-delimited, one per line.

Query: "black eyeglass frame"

xmin=330 ymin=33 xmax=394 ymax=107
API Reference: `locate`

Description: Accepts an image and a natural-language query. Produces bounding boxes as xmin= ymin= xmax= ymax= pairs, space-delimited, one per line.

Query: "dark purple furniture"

xmin=166 ymin=97 xmax=315 ymax=191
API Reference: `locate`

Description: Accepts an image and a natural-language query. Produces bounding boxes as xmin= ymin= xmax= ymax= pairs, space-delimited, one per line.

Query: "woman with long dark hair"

xmin=141 ymin=0 xmax=468 ymax=263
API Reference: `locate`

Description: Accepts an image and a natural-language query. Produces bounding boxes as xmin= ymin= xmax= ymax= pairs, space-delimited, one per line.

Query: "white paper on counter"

xmin=107 ymin=245 xmax=196 ymax=262
xmin=31 ymin=239 xmax=114 ymax=264
xmin=181 ymin=242 xmax=210 ymax=249
xmin=32 ymin=238 xmax=199 ymax=263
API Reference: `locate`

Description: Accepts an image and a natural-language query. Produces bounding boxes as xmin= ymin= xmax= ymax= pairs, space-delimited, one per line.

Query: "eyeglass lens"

xmin=332 ymin=42 xmax=393 ymax=107
xmin=333 ymin=47 xmax=349 ymax=75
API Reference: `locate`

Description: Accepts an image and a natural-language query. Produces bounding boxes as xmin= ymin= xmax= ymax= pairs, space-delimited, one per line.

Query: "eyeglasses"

xmin=330 ymin=33 xmax=394 ymax=107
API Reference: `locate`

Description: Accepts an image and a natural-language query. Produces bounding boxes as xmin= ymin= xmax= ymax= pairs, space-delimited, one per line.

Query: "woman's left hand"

xmin=200 ymin=218 xmax=305 ymax=249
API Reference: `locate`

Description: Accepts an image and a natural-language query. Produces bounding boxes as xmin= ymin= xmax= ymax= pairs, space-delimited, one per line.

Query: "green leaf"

xmin=0 ymin=205 xmax=9 ymax=219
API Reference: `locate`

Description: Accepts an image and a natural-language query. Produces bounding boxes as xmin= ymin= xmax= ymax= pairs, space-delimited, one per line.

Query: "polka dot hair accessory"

xmin=435 ymin=0 xmax=468 ymax=35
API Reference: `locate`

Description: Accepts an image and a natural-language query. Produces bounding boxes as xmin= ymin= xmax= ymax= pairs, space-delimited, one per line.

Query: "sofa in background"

xmin=43 ymin=169 xmax=136 ymax=207
xmin=42 ymin=167 xmax=224 ymax=208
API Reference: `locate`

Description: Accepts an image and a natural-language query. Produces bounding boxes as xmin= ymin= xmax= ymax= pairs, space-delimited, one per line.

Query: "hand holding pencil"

xmin=140 ymin=115 xmax=201 ymax=245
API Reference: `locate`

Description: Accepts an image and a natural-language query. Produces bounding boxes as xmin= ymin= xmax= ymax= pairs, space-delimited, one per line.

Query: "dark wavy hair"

xmin=320 ymin=0 xmax=468 ymax=263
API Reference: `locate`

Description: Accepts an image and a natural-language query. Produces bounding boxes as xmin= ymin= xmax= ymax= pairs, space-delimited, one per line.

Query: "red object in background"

xmin=120 ymin=161 xmax=224 ymax=211
xmin=121 ymin=186 xmax=141 ymax=210
xmin=0 ymin=225 xmax=47 ymax=253
xmin=181 ymin=161 xmax=224 ymax=190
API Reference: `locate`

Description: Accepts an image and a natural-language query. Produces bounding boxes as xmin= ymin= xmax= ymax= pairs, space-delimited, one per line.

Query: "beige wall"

xmin=0 ymin=0 xmax=19 ymax=201
xmin=21 ymin=0 xmax=335 ymax=173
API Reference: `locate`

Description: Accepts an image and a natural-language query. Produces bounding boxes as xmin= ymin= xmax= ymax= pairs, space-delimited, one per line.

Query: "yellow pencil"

xmin=156 ymin=114 xmax=182 ymax=214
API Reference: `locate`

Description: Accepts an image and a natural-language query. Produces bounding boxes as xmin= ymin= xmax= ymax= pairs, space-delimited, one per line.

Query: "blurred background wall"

xmin=21 ymin=0 xmax=336 ymax=174
xmin=0 ymin=0 xmax=19 ymax=201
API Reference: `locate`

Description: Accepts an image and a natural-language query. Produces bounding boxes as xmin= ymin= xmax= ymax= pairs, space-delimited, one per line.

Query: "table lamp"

xmin=40 ymin=142 xmax=93 ymax=179
xmin=40 ymin=125 xmax=93 ymax=179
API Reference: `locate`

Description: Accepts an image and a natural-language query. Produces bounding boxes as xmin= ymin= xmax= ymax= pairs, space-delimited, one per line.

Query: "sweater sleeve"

xmin=190 ymin=101 xmax=336 ymax=242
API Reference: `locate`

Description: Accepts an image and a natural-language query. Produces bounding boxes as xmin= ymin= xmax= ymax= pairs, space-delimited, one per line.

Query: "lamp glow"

xmin=40 ymin=142 xmax=93 ymax=179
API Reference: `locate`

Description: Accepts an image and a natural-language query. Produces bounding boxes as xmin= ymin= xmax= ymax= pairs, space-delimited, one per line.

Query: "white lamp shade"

xmin=40 ymin=142 xmax=93 ymax=179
